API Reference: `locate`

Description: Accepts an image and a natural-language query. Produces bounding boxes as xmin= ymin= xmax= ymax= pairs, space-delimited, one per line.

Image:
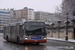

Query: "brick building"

xmin=10 ymin=7 xmax=34 ymax=20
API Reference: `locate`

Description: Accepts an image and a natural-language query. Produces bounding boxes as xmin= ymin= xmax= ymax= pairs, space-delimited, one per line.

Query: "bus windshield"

xmin=24 ymin=22 xmax=46 ymax=35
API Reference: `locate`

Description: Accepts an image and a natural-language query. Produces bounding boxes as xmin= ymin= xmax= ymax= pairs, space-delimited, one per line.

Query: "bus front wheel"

xmin=17 ymin=37 xmax=20 ymax=44
xmin=6 ymin=36 xmax=9 ymax=42
xmin=36 ymin=43 xmax=39 ymax=45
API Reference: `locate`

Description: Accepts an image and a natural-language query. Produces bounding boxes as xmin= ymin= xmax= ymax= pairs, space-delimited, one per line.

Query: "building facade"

xmin=72 ymin=19 xmax=75 ymax=39
xmin=0 ymin=9 xmax=11 ymax=32
xmin=10 ymin=7 xmax=34 ymax=20
xmin=35 ymin=11 xmax=55 ymax=22
xmin=47 ymin=25 xmax=74 ymax=39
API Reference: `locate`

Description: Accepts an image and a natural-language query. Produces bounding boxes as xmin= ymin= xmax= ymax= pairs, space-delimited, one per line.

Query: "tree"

xmin=55 ymin=4 xmax=62 ymax=13
xmin=54 ymin=4 xmax=66 ymax=26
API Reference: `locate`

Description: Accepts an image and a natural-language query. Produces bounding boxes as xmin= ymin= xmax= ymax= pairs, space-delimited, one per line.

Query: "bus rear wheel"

xmin=17 ymin=37 xmax=20 ymax=44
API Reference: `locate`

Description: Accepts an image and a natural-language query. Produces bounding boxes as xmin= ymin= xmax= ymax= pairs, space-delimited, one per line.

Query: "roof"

xmin=34 ymin=11 xmax=54 ymax=14
xmin=26 ymin=20 xmax=44 ymax=23
xmin=71 ymin=19 xmax=75 ymax=23
xmin=4 ymin=21 xmax=24 ymax=26
xmin=4 ymin=20 xmax=45 ymax=27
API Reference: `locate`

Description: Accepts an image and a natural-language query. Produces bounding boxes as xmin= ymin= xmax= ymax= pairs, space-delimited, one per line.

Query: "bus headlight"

xmin=25 ymin=37 xmax=28 ymax=39
xmin=44 ymin=37 xmax=46 ymax=39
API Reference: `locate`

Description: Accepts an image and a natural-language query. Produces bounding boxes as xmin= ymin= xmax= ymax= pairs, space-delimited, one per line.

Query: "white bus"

xmin=3 ymin=21 xmax=47 ymax=44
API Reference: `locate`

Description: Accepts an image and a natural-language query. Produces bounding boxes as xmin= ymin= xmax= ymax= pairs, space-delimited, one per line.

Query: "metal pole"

xmin=66 ymin=14 xmax=68 ymax=40
xmin=51 ymin=26 xmax=53 ymax=37
xmin=58 ymin=23 xmax=60 ymax=38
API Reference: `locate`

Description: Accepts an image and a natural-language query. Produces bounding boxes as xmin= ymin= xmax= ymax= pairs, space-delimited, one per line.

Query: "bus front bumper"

xmin=23 ymin=39 xmax=47 ymax=43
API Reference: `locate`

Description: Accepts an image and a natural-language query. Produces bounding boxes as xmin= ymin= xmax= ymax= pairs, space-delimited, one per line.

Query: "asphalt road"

xmin=0 ymin=35 xmax=75 ymax=50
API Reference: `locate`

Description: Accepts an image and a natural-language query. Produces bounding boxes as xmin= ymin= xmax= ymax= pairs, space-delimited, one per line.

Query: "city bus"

xmin=3 ymin=21 xmax=47 ymax=44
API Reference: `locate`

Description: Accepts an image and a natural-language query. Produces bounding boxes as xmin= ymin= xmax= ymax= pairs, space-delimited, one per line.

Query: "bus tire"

xmin=17 ymin=37 xmax=20 ymax=44
xmin=6 ymin=36 xmax=9 ymax=42
xmin=36 ymin=43 xmax=39 ymax=45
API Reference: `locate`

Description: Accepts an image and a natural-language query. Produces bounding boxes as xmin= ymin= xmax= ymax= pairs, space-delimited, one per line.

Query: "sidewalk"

xmin=47 ymin=37 xmax=75 ymax=43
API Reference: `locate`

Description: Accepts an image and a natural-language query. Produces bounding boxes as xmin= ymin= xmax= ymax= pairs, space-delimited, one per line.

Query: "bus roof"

xmin=4 ymin=20 xmax=45 ymax=27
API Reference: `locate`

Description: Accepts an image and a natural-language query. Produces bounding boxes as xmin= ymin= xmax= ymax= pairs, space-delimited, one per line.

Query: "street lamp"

xmin=50 ymin=23 xmax=54 ymax=37
xmin=48 ymin=19 xmax=51 ymax=25
xmin=64 ymin=13 xmax=70 ymax=40
xmin=57 ymin=20 xmax=62 ymax=38
xmin=48 ymin=19 xmax=51 ymax=35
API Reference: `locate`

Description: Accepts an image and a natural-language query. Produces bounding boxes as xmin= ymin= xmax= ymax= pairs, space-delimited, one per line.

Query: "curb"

xmin=47 ymin=37 xmax=75 ymax=43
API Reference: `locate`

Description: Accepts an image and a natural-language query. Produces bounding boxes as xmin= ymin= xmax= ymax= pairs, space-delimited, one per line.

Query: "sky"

xmin=0 ymin=0 xmax=62 ymax=13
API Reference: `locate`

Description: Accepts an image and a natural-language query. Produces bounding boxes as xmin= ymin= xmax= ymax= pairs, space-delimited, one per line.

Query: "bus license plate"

xmin=31 ymin=36 xmax=41 ymax=39
xmin=35 ymin=40 xmax=38 ymax=41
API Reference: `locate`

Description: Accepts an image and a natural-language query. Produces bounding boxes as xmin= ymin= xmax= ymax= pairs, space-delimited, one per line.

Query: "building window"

xmin=0 ymin=11 xmax=10 ymax=14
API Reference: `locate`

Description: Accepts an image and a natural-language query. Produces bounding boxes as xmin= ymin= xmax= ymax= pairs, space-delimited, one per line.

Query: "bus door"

xmin=19 ymin=25 xmax=24 ymax=39
xmin=16 ymin=23 xmax=20 ymax=36
xmin=10 ymin=26 xmax=14 ymax=41
xmin=3 ymin=27 xmax=6 ymax=39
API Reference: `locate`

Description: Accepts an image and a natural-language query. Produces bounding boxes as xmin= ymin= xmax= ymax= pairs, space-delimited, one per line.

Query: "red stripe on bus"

xmin=23 ymin=40 xmax=47 ymax=43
